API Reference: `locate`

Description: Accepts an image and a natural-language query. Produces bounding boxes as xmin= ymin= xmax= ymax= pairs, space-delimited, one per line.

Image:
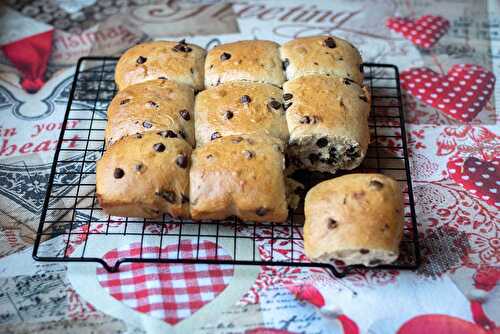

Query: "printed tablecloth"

xmin=0 ymin=1 xmax=498 ymax=333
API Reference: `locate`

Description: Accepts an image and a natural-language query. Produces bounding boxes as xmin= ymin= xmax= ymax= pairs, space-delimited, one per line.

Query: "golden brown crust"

xmin=105 ymin=79 xmax=195 ymax=147
xmin=204 ymin=40 xmax=285 ymax=87
xmin=115 ymin=40 xmax=206 ymax=91
xmin=96 ymin=133 xmax=192 ymax=218
xmin=189 ymin=135 xmax=288 ymax=222
xmin=284 ymin=74 xmax=370 ymax=173
xmin=194 ymin=82 xmax=288 ymax=146
xmin=303 ymin=174 xmax=404 ymax=266
xmin=280 ymin=35 xmax=364 ymax=84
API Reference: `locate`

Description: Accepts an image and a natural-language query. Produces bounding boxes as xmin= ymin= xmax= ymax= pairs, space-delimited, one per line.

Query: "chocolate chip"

xmin=256 ymin=207 xmax=268 ymax=216
xmin=316 ymin=137 xmax=328 ymax=148
xmin=240 ymin=95 xmax=251 ymax=104
xmin=153 ymin=143 xmax=166 ymax=152
xmin=231 ymin=136 xmax=243 ymax=143
xmin=327 ymin=218 xmax=338 ymax=229
xmin=243 ymin=150 xmax=255 ymax=159
xmin=360 ymin=249 xmax=370 ymax=254
xmin=299 ymin=115 xmax=311 ymax=124
xmin=283 ymin=93 xmax=293 ymax=101
xmin=282 ymin=58 xmax=289 ymax=70
xmin=359 ymin=95 xmax=368 ymax=103
xmin=224 ymin=110 xmax=234 ymax=120
xmin=136 ymin=56 xmax=147 ymax=64
xmin=176 ymin=154 xmax=188 ymax=168
xmin=369 ymin=180 xmax=384 ymax=190
xmin=158 ymin=130 xmax=177 ymax=138
xmin=220 ymin=52 xmax=231 ymax=61
xmin=143 ymin=121 xmax=152 ymax=128
xmin=120 ymin=99 xmax=130 ymax=105
xmin=324 ymin=37 xmax=336 ymax=48
xmin=338 ymin=57 xmax=344 ymax=61
xmin=181 ymin=194 xmax=190 ymax=204
xmin=343 ymin=78 xmax=354 ymax=85
xmin=190 ymin=68 xmax=194 ymax=74
xmin=134 ymin=163 xmax=144 ymax=172
xmin=369 ymin=259 xmax=383 ymax=266
xmin=346 ymin=145 xmax=361 ymax=159
xmin=156 ymin=190 xmax=176 ymax=204
xmin=178 ymin=130 xmax=187 ymax=139
xmin=268 ymin=100 xmax=281 ymax=110
xmin=206 ymin=154 xmax=214 ymax=160
xmin=148 ymin=101 xmax=159 ymax=108
xmin=158 ymin=76 xmax=167 ymax=80
xmin=313 ymin=62 xmax=319 ymax=65
xmin=284 ymin=102 xmax=293 ymax=110
xmin=211 ymin=132 xmax=221 ymax=140
xmin=179 ymin=109 xmax=190 ymax=121
xmin=308 ymin=153 xmax=319 ymax=163
xmin=172 ymin=41 xmax=192 ymax=53
xmin=113 ymin=168 xmax=124 ymax=179
xmin=135 ymin=133 xmax=143 ymax=139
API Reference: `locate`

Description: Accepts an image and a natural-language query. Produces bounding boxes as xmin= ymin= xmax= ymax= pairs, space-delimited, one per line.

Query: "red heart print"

xmin=97 ymin=240 xmax=234 ymax=325
xmin=400 ymin=64 xmax=496 ymax=122
xmin=447 ymin=156 xmax=499 ymax=208
xmin=386 ymin=15 xmax=449 ymax=49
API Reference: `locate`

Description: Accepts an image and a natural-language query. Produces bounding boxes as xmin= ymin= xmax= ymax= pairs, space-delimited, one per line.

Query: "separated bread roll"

xmin=105 ymin=79 xmax=195 ymax=147
xmin=304 ymin=174 xmax=404 ymax=266
xmin=96 ymin=133 xmax=191 ymax=218
xmin=115 ymin=40 xmax=206 ymax=91
xmin=204 ymin=40 xmax=285 ymax=87
xmin=284 ymin=74 xmax=370 ymax=174
xmin=190 ymin=135 xmax=288 ymax=222
xmin=194 ymin=81 xmax=288 ymax=146
xmin=280 ymin=35 xmax=364 ymax=84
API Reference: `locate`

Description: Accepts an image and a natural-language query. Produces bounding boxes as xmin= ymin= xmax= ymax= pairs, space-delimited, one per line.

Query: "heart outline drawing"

xmin=386 ymin=15 xmax=450 ymax=49
xmin=67 ymin=231 xmax=260 ymax=334
xmin=400 ymin=64 xmax=495 ymax=122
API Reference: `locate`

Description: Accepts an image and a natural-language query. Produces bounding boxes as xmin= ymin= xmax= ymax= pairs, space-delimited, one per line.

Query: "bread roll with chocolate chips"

xmin=284 ymin=74 xmax=370 ymax=174
xmin=194 ymin=81 xmax=288 ymax=146
xmin=96 ymin=132 xmax=191 ymax=218
xmin=105 ymin=79 xmax=195 ymax=147
xmin=204 ymin=40 xmax=285 ymax=87
xmin=280 ymin=35 xmax=364 ymax=84
xmin=115 ymin=40 xmax=206 ymax=91
xmin=304 ymin=174 xmax=404 ymax=266
xmin=190 ymin=135 xmax=288 ymax=222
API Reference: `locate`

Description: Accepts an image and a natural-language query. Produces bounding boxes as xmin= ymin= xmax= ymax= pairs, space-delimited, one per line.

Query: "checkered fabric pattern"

xmin=96 ymin=240 xmax=234 ymax=324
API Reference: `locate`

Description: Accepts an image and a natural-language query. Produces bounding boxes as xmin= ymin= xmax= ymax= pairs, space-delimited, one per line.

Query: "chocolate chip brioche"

xmin=194 ymin=81 xmax=288 ymax=146
xmin=304 ymin=174 xmax=404 ymax=266
xmin=280 ymin=35 xmax=364 ymax=84
xmin=204 ymin=40 xmax=285 ymax=87
xmin=105 ymin=79 xmax=195 ymax=147
xmin=284 ymin=74 xmax=370 ymax=174
xmin=189 ymin=135 xmax=288 ymax=222
xmin=96 ymin=133 xmax=191 ymax=218
xmin=115 ymin=40 xmax=206 ymax=91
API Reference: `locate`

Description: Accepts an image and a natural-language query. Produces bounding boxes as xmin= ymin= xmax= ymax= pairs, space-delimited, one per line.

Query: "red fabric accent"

xmin=447 ymin=156 xmax=499 ymax=208
xmin=397 ymin=314 xmax=489 ymax=334
xmin=337 ymin=315 xmax=360 ymax=334
xmin=96 ymin=240 xmax=234 ymax=325
xmin=474 ymin=266 xmax=500 ymax=292
xmin=286 ymin=283 xmax=325 ymax=308
xmin=400 ymin=64 xmax=496 ymax=122
xmin=1 ymin=30 xmax=53 ymax=93
xmin=386 ymin=15 xmax=449 ymax=49
xmin=471 ymin=301 xmax=498 ymax=332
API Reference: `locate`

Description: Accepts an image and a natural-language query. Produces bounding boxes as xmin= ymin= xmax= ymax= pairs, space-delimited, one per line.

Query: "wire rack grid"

xmin=32 ymin=57 xmax=420 ymax=278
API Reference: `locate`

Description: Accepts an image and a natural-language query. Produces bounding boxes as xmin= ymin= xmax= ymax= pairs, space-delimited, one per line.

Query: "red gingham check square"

xmin=96 ymin=240 xmax=234 ymax=324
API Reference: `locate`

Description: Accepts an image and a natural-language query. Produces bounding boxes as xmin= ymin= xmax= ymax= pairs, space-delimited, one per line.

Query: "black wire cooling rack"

xmin=33 ymin=57 xmax=420 ymax=277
